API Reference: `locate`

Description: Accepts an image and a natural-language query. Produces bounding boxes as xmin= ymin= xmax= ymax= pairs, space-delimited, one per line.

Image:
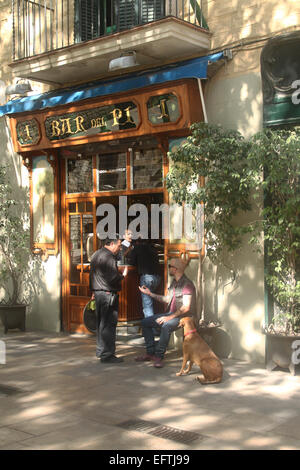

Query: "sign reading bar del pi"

xmin=15 ymin=93 xmax=181 ymax=146
xmin=45 ymin=101 xmax=139 ymax=141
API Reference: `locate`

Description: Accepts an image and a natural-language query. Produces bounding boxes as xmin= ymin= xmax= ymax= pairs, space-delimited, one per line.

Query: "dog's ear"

xmin=179 ymin=318 xmax=184 ymax=327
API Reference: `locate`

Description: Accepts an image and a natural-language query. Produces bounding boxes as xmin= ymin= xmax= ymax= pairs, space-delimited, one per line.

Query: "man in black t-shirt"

xmin=90 ymin=236 xmax=128 ymax=363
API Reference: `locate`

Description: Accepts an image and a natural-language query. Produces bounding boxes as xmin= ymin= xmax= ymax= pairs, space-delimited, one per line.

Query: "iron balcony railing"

xmin=12 ymin=0 xmax=209 ymax=60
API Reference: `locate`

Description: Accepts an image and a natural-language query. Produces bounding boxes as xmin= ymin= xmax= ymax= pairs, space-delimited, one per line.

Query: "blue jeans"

xmin=141 ymin=312 xmax=180 ymax=359
xmin=140 ymin=274 xmax=161 ymax=318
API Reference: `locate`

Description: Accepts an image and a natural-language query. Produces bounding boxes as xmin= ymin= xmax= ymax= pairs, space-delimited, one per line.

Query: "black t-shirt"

xmin=89 ymin=247 xmax=124 ymax=292
xmin=130 ymin=242 xmax=160 ymax=275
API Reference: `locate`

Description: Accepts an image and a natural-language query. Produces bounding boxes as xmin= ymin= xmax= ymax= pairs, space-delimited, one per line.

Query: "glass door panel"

xmin=68 ymin=200 xmax=94 ymax=298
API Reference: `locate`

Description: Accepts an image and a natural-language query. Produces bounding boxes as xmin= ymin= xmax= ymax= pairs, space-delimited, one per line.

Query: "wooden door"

xmin=64 ymin=197 xmax=95 ymax=332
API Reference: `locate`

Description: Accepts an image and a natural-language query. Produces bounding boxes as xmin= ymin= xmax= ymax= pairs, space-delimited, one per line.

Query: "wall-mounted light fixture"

xmin=5 ymin=79 xmax=32 ymax=96
xmin=108 ymin=51 xmax=138 ymax=72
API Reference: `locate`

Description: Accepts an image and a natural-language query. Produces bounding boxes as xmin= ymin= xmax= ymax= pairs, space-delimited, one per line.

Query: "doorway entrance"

xmin=61 ymin=137 xmax=168 ymax=332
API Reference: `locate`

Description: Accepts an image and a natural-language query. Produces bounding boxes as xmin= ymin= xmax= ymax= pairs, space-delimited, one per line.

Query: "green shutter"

xmin=74 ymin=0 xmax=104 ymax=42
xmin=140 ymin=0 xmax=164 ymax=23
xmin=118 ymin=0 xmax=138 ymax=30
xmin=118 ymin=0 xmax=164 ymax=30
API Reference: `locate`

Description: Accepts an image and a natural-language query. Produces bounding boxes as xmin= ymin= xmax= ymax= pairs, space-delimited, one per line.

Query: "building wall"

xmin=206 ymin=0 xmax=300 ymax=50
xmin=0 ymin=0 xmax=299 ymax=360
xmin=0 ymin=0 xmax=61 ymax=333
xmin=203 ymin=51 xmax=265 ymax=362
xmin=202 ymin=0 xmax=299 ymax=362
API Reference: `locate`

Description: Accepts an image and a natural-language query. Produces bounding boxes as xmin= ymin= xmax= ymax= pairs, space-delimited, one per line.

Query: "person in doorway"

xmin=89 ymin=235 xmax=128 ymax=363
xmin=118 ymin=229 xmax=134 ymax=265
xmin=130 ymin=238 xmax=161 ymax=318
xmin=136 ymin=258 xmax=196 ymax=368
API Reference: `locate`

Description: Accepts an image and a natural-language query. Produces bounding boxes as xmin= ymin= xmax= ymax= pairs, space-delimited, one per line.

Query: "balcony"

xmin=10 ymin=0 xmax=211 ymax=85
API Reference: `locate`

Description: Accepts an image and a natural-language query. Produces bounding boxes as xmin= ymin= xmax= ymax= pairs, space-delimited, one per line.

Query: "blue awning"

xmin=0 ymin=52 xmax=224 ymax=117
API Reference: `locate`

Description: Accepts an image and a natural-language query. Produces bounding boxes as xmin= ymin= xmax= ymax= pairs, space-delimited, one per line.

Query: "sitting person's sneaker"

xmin=135 ymin=354 xmax=156 ymax=362
xmin=153 ymin=357 xmax=164 ymax=368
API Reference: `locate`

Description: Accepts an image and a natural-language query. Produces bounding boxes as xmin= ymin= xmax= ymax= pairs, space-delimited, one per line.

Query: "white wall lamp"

xmin=5 ymin=79 xmax=32 ymax=97
xmin=108 ymin=51 xmax=138 ymax=72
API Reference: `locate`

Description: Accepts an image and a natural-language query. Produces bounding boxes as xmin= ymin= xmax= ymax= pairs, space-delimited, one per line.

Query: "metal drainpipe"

xmin=197 ymin=77 xmax=208 ymax=123
xmin=196 ymin=77 xmax=208 ymax=321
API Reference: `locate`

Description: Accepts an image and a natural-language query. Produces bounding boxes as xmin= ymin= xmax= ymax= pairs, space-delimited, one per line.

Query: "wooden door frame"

xmin=60 ymin=139 xmax=169 ymax=332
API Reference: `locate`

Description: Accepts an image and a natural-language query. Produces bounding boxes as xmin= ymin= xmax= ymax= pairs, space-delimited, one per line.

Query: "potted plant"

xmin=167 ymin=124 xmax=300 ymax=373
xmin=249 ymin=128 xmax=300 ymax=374
xmin=0 ymin=165 xmax=40 ymax=333
xmin=166 ymin=123 xmax=254 ymax=326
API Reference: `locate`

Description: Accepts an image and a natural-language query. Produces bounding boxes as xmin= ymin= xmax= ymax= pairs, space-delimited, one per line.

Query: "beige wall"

xmin=203 ymin=47 xmax=265 ymax=362
xmin=0 ymin=116 xmax=61 ymax=333
xmin=0 ymin=0 xmax=12 ymax=82
xmin=199 ymin=0 xmax=300 ymax=362
xmin=0 ymin=0 xmax=299 ymax=357
xmin=26 ymin=255 xmax=62 ymax=332
xmin=205 ymin=0 xmax=300 ymax=50
xmin=203 ymin=44 xmax=263 ymax=138
xmin=0 ymin=0 xmax=60 ymax=333
xmin=203 ymin=234 xmax=265 ymax=363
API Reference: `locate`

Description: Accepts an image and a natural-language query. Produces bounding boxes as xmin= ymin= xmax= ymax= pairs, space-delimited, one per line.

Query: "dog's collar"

xmin=184 ymin=329 xmax=197 ymax=337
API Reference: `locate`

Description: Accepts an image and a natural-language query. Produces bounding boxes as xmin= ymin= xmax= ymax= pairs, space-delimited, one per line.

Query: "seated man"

xmin=136 ymin=258 xmax=196 ymax=368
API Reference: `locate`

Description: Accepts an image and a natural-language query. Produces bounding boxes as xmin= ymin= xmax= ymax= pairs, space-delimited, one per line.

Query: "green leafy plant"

xmin=249 ymin=128 xmax=300 ymax=333
xmin=167 ymin=123 xmax=300 ymax=333
xmin=166 ymin=122 xmax=255 ymax=319
xmin=0 ymin=165 xmax=41 ymax=306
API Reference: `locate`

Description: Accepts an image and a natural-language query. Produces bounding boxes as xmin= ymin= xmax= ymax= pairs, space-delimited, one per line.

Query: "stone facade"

xmin=0 ymin=0 xmax=299 ymax=363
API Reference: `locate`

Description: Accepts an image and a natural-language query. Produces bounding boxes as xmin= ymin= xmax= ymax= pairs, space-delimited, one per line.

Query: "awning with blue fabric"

xmin=0 ymin=52 xmax=224 ymax=117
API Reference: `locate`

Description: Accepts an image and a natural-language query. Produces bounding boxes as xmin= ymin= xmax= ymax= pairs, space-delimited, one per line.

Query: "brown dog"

xmin=176 ymin=317 xmax=223 ymax=384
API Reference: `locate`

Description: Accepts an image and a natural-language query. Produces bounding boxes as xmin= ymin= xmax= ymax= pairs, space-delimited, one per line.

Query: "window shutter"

xmin=118 ymin=0 xmax=164 ymax=30
xmin=140 ymin=0 xmax=164 ymax=23
xmin=74 ymin=0 xmax=103 ymax=42
xmin=74 ymin=0 xmax=166 ymax=41
xmin=118 ymin=0 xmax=138 ymax=30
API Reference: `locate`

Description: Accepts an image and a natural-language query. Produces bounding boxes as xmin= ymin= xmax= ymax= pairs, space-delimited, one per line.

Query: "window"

xmin=66 ymin=157 xmax=93 ymax=194
xmin=74 ymin=0 xmax=165 ymax=42
xmin=97 ymin=153 xmax=127 ymax=191
xmin=118 ymin=0 xmax=164 ymax=30
xmin=74 ymin=0 xmax=116 ymax=42
xmin=261 ymin=34 xmax=300 ymax=127
xmin=29 ymin=154 xmax=59 ymax=256
xmin=132 ymin=148 xmax=163 ymax=189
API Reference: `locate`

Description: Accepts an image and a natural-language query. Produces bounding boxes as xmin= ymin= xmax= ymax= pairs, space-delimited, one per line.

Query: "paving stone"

xmin=0 ymin=331 xmax=300 ymax=450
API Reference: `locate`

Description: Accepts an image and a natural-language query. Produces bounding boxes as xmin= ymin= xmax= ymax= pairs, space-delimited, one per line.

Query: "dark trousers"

xmin=94 ymin=291 xmax=119 ymax=360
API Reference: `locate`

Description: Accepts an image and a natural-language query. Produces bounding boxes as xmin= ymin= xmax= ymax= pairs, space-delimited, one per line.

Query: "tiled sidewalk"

xmin=0 ymin=330 xmax=300 ymax=450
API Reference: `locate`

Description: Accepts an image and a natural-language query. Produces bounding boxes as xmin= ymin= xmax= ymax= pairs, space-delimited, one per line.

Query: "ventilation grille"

xmin=118 ymin=419 xmax=203 ymax=444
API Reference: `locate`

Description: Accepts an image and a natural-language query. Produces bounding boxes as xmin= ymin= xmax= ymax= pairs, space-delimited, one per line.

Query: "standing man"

xmin=90 ymin=236 xmax=128 ymax=363
xmin=136 ymin=258 xmax=196 ymax=368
